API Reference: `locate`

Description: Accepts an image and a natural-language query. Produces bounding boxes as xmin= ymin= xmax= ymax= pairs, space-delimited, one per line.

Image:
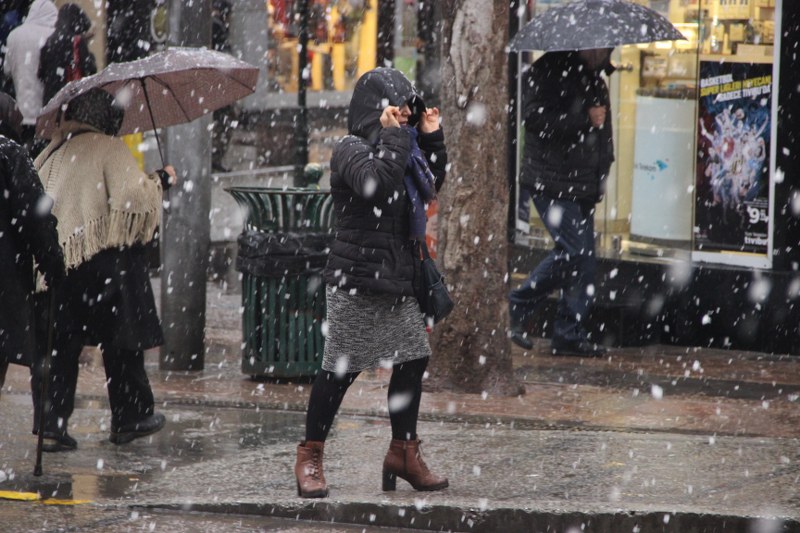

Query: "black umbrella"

xmin=509 ymin=0 xmax=685 ymax=52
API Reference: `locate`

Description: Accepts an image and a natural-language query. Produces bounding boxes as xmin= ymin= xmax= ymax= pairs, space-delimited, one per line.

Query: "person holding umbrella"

xmin=30 ymin=88 xmax=175 ymax=451
xmin=0 ymin=91 xmax=64 ymax=398
xmin=508 ymin=47 xmax=615 ymax=357
xmin=505 ymin=0 xmax=684 ymax=355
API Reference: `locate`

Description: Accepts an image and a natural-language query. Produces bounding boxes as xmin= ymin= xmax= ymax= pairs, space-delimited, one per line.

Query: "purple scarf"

xmin=403 ymin=126 xmax=436 ymax=240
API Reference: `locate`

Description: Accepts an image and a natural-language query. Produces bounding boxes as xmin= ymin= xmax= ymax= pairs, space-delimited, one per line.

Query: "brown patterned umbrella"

xmin=36 ymin=47 xmax=259 ymax=160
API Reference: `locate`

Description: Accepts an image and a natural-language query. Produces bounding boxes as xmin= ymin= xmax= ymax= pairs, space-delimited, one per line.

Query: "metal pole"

xmin=507 ymin=0 xmax=523 ymax=244
xmin=294 ymin=0 xmax=309 ymax=187
xmin=415 ymin=0 xmax=441 ymax=105
xmin=377 ymin=0 xmax=395 ymax=67
xmin=160 ymin=0 xmax=212 ymax=370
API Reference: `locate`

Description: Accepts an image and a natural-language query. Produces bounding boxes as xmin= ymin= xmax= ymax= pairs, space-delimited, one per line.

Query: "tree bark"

xmin=427 ymin=0 xmax=521 ymax=396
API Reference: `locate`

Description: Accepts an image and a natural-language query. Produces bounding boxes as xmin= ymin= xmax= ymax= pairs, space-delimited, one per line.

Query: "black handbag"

xmin=416 ymin=241 xmax=454 ymax=325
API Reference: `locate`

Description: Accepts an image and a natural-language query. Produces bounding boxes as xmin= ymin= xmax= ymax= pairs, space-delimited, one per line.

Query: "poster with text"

xmin=694 ymin=61 xmax=772 ymax=257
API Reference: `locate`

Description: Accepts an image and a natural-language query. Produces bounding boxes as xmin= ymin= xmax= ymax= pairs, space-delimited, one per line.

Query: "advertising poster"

xmin=694 ymin=61 xmax=772 ymax=259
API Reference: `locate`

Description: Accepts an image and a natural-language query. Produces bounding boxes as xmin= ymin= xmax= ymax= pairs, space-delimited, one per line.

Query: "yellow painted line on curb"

xmin=0 ymin=490 xmax=40 ymax=501
xmin=42 ymin=498 xmax=93 ymax=505
xmin=0 ymin=491 xmax=92 ymax=505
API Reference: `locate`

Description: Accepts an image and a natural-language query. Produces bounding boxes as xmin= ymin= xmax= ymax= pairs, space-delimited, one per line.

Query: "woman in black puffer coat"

xmin=294 ymin=68 xmax=448 ymax=498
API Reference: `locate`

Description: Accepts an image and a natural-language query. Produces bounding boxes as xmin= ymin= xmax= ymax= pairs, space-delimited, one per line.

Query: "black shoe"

xmin=41 ymin=431 xmax=78 ymax=453
xmin=551 ymin=338 xmax=606 ymax=357
xmin=109 ymin=412 xmax=166 ymax=445
xmin=510 ymin=331 xmax=534 ymax=350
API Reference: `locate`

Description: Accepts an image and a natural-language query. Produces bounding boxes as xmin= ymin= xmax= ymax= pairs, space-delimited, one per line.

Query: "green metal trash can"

xmin=226 ymin=186 xmax=334 ymax=378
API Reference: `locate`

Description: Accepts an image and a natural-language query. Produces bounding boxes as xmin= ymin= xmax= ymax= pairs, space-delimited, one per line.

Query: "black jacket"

xmin=519 ymin=52 xmax=614 ymax=204
xmin=41 ymin=244 xmax=164 ymax=351
xmin=0 ymin=135 xmax=64 ymax=366
xmin=38 ymin=4 xmax=97 ymax=106
xmin=323 ymin=68 xmax=447 ymax=296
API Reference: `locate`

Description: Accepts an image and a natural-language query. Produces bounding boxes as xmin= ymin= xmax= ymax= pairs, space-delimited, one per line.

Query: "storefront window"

xmin=266 ymin=0 xmax=378 ymax=93
xmin=516 ymin=0 xmax=780 ymax=268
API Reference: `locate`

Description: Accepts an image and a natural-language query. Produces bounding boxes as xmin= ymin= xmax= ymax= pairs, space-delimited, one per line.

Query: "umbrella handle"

xmin=152 ymin=128 xmax=165 ymax=168
xmin=141 ymin=79 xmax=165 ymax=167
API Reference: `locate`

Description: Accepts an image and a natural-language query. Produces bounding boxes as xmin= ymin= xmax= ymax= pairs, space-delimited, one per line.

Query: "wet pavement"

xmin=1 ymin=279 xmax=800 ymax=532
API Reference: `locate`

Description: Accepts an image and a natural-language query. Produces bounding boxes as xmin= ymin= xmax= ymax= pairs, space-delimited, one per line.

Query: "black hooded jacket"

xmin=38 ymin=4 xmax=97 ymax=105
xmin=519 ymin=51 xmax=614 ymax=204
xmin=0 ymin=132 xmax=64 ymax=366
xmin=323 ymin=68 xmax=447 ymax=296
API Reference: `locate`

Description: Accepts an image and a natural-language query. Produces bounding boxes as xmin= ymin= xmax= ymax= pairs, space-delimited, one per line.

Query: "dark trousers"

xmin=305 ymin=357 xmax=429 ymax=442
xmin=31 ymin=331 xmax=155 ymax=433
xmin=509 ymin=195 xmax=597 ymax=343
xmin=0 ymin=360 xmax=7 ymax=398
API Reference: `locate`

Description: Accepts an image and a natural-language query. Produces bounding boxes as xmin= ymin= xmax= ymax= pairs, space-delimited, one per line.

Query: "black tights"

xmin=305 ymin=357 xmax=428 ymax=442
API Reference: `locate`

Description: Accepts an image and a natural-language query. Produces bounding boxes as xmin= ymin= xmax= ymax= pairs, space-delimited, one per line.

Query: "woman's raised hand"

xmin=380 ymin=106 xmax=402 ymax=128
xmin=419 ymin=107 xmax=440 ymax=133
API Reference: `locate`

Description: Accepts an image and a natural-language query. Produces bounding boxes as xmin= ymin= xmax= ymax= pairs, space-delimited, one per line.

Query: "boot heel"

xmin=382 ymin=471 xmax=397 ymax=491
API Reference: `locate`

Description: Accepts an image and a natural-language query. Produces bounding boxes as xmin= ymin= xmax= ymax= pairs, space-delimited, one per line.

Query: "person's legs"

xmin=387 ymin=357 xmax=428 ymax=441
xmin=30 ymin=331 xmax=82 ymax=451
xmin=383 ymin=356 xmax=447 ymax=492
xmin=551 ymin=201 xmax=597 ymax=345
xmin=0 ymin=360 xmax=8 ymax=399
xmin=102 ymin=345 xmax=165 ymax=444
xmin=305 ymin=369 xmax=360 ymax=441
xmin=297 ymin=369 xmax=360 ymax=498
xmin=100 ymin=345 xmax=156 ymax=429
xmin=508 ymin=196 xmax=576 ymax=336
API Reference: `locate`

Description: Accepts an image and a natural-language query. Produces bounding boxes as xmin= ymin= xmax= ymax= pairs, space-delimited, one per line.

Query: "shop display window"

xmin=515 ymin=0 xmax=779 ymax=268
xmin=266 ymin=0 xmax=377 ymax=93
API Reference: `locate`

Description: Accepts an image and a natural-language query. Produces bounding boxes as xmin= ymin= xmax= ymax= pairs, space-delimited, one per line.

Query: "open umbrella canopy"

xmin=509 ymin=0 xmax=685 ymax=52
xmin=36 ymin=47 xmax=258 ymax=140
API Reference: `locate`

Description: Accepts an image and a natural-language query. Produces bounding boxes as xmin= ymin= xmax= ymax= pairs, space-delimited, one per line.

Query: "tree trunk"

xmin=427 ymin=0 xmax=521 ymax=396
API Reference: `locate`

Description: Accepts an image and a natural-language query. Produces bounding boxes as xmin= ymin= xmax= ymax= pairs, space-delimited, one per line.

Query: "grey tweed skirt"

xmin=321 ymin=285 xmax=432 ymax=373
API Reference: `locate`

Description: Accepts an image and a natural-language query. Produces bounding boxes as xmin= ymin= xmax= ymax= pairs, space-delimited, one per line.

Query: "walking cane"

xmin=34 ymin=291 xmax=56 ymax=477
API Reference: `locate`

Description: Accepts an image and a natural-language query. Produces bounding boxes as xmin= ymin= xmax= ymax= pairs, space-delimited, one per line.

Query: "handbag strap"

xmin=417 ymin=240 xmax=433 ymax=261
xmin=72 ymin=35 xmax=81 ymax=68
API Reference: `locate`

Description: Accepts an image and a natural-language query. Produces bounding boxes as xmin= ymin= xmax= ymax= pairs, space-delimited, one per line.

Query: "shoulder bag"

xmin=416 ymin=240 xmax=454 ymax=326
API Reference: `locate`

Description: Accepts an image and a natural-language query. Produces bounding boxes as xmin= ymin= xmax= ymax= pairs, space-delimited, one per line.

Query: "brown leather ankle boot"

xmin=295 ymin=441 xmax=328 ymax=498
xmin=382 ymin=438 xmax=449 ymax=491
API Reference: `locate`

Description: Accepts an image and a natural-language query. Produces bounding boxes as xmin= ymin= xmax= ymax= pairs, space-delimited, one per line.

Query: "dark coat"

xmin=38 ymin=3 xmax=96 ymax=106
xmin=323 ymin=67 xmax=447 ymax=296
xmin=519 ymin=51 xmax=614 ymax=204
xmin=40 ymin=244 xmax=164 ymax=351
xmin=0 ymin=135 xmax=64 ymax=366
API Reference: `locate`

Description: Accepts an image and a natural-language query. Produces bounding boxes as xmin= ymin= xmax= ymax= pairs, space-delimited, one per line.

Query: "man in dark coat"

xmin=508 ymin=48 xmax=614 ymax=357
xmin=0 ymin=91 xmax=64 ymax=395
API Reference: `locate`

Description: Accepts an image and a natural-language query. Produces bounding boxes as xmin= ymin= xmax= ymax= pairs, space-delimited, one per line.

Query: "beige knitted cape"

xmin=34 ymin=123 xmax=163 ymax=271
